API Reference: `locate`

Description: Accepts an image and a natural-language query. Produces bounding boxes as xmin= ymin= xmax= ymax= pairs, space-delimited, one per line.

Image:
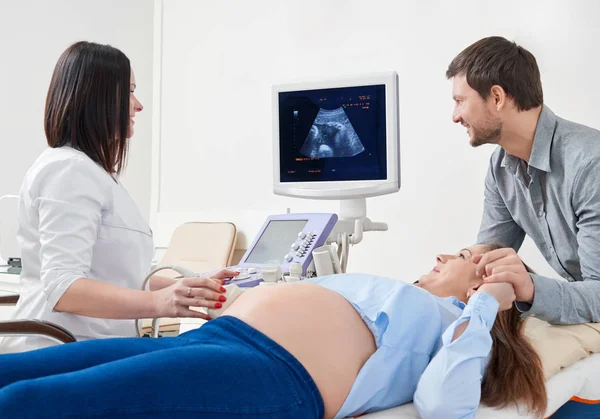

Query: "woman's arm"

xmin=54 ymin=278 xmax=157 ymax=318
xmin=148 ymin=275 xmax=177 ymax=291
xmin=413 ymin=292 xmax=500 ymax=419
xmin=55 ymin=275 xmax=226 ymax=319
xmin=34 ymin=158 xmax=227 ymax=320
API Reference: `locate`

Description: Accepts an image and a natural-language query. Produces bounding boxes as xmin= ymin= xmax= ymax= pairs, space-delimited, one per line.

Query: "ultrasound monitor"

xmin=272 ymin=72 xmax=400 ymax=200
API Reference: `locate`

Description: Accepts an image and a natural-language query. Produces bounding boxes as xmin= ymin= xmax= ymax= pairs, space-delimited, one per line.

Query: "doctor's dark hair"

xmin=446 ymin=36 xmax=543 ymax=111
xmin=478 ymin=244 xmax=547 ymax=417
xmin=45 ymin=41 xmax=131 ymax=175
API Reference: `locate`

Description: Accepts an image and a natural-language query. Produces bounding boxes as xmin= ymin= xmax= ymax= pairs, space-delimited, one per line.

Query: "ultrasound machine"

xmin=223 ymin=213 xmax=338 ymax=287
xmin=222 ymin=71 xmax=401 ymax=287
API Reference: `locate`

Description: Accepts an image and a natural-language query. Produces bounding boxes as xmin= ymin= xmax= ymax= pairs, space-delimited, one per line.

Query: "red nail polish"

xmin=219 ymin=295 xmax=227 ymax=302
xmin=220 ymin=287 xmax=226 ymax=293
xmin=215 ymin=302 xmax=223 ymax=309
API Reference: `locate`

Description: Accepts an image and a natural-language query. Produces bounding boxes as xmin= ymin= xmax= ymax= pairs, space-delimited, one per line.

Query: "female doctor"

xmin=0 ymin=41 xmax=235 ymax=352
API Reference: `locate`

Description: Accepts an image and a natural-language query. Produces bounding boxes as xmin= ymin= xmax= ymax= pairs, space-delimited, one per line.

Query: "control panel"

xmin=223 ymin=213 xmax=338 ymax=287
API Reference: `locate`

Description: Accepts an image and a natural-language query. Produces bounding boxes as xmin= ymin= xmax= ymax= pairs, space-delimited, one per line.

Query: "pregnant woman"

xmin=0 ymin=244 xmax=546 ymax=419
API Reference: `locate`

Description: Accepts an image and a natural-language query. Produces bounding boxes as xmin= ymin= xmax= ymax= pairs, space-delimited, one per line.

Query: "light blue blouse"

xmin=309 ymin=274 xmax=499 ymax=419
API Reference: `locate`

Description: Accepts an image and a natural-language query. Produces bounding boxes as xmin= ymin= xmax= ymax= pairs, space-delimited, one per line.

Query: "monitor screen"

xmin=278 ymin=84 xmax=387 ymax=183
xmin=244 ymin=220 xmax=308 ymax=265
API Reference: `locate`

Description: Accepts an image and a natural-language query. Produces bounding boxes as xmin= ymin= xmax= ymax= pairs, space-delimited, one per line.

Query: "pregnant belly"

xmin=223 ymin=282 xmax=376 ymax=419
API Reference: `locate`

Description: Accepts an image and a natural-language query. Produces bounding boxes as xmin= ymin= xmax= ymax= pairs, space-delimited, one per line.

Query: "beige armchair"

xmin=154 ymin=221 xmax=237 ymax=277
xmin=141 ymin=222 xmax=237 ymax=336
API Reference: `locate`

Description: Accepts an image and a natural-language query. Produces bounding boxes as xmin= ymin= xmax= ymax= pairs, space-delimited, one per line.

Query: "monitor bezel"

xmin=272 ymin=71 xmax=400 ymax=200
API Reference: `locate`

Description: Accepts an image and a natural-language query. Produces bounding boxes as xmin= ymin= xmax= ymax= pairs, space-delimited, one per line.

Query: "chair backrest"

xmin=0 ymin=195 xmax=20 ymax=262
xmin=159 ymin=222 xmax=237 ymax=275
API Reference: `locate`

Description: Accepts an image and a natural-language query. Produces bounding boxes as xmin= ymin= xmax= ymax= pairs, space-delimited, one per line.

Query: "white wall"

xmin=153 ymin=0 xmax=600 ymax=282
xmin=0 ymin=0 xmax=154 ymax=221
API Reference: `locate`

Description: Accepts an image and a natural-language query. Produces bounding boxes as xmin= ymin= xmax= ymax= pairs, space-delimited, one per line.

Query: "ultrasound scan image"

xmin=300 ymin=108 xmax=365 ymax=158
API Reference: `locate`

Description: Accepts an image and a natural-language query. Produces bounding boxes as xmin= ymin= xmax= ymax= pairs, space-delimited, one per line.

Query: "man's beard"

xmin=470 ymin=110 xmax=503 ymax=147
xmin=469 ymin=111 xmax=503 ymax=147
xmin=470 ymin=124 xmax=502 ymax=147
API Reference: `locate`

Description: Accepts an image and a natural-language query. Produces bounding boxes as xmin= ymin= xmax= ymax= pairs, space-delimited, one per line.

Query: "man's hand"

xmin=472 ymin=248 xmax=535 ymax=304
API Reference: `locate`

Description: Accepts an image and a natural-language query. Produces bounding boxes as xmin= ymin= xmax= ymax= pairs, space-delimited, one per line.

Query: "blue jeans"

xmin=0 ymin=316 xmax=324 ymax=418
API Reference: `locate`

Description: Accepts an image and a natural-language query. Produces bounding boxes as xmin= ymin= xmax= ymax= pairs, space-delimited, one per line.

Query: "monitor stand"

xmin=327 ymin=198 xmax=388 ymax=272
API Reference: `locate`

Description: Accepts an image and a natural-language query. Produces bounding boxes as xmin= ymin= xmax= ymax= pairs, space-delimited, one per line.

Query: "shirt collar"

xmin=500 ymin=105 xmax=556 ymax=174
xmin=445 ymin=296 xmax=466 ymax=310
xmin=500 ymin=152 xmax=519 ymax=175
xmin=528 ymin=105 xmax=556 ymax=173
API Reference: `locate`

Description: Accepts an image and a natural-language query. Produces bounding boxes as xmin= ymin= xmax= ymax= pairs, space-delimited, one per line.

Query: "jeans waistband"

xmin=181 ymin=315 xmax=325 ymax=418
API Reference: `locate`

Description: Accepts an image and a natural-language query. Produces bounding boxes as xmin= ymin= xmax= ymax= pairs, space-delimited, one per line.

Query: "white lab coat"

xmin=1 ymin=146 xmax=153 ymax=352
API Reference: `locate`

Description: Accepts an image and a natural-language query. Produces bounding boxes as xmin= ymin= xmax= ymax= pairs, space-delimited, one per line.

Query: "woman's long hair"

xmin=479 ymin=244 xmax=547 ymax=417
xmin=44 ymin=41 xmax=131 ymax=175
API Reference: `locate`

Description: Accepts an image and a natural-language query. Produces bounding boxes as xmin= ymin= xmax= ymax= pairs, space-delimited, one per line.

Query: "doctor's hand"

xmin=208 ymin=269 xmax=240 ymax=280
xmin=472 ymin=248 xmax=535 ymax=304
xmin=152 ymin=275 xmax=232 ymax=320
xmin=471 ymin=282 xmax=516 ymax=311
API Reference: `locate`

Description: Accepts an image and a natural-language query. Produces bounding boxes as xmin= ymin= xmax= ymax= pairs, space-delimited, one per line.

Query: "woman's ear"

xmin=466 ymin=283 xmax=482 ymax=300
xmin=461 ymin=286 xmax=474 ymax=303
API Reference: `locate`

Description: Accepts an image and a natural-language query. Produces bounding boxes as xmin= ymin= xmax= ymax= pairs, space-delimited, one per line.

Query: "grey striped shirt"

xmin=477 ymin=105 xmax=600 ymax=324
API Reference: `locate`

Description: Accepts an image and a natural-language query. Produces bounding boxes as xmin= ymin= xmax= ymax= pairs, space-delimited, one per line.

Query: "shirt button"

xmin=538 ymin=210 xmax=545 ymax=217
xmin=550 ymin=248 xmax=555 ymax=254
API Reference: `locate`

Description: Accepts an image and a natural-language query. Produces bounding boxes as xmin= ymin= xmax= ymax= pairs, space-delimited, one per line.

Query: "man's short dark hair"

xmin=446 ymin=36 xmax=543 ymax=111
